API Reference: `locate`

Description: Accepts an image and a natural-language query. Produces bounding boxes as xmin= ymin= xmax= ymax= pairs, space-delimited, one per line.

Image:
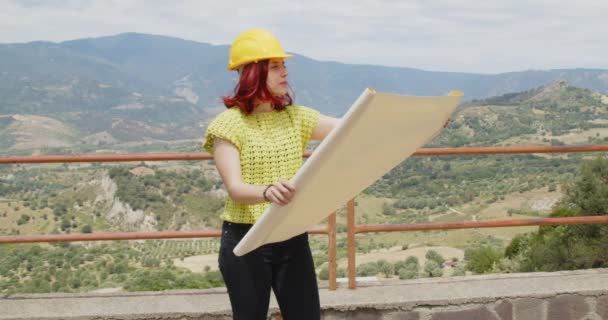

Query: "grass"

xmin=0 ymin=201 xmax=55 ymax=235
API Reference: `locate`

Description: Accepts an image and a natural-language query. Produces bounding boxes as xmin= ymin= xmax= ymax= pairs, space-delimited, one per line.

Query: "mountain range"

xmin=1 ymin=32 xmax=607 ymax=152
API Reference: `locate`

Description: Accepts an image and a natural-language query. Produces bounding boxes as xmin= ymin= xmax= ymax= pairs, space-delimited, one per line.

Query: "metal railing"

xmin=1 ymin=144 xmax=608 ymax=291
xmin=343 ymin=144 xmax=608 ymax=288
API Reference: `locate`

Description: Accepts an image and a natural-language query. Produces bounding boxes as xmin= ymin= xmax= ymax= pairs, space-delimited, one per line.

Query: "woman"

xmin=203 ymin=28 xmax=339 ymax=320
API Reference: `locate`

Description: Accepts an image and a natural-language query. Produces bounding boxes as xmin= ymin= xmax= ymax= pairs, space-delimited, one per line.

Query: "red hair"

xmin=222 ymin=60 xmax=293 ymax=114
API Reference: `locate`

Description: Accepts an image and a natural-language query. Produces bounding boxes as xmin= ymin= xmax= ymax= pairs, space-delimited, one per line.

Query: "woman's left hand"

xmin=265 ymin=180 xmax=296 ymax=206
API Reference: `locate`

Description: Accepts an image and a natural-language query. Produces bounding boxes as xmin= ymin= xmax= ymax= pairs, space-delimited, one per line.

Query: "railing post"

xmin=347 ymin=198 xmax=356 ymax=289
xmin=327 ymin=211 xmax=337 ymax=290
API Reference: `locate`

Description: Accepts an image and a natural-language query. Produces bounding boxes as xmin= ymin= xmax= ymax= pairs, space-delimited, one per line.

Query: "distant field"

xmin=337 ymin=245 xmax=464 ymax=277
xmin=503 ymin=127 xmax=608 ymax=145
xmin=173 ymin=254 xmax=219 ymax=272
xmin=0 ymin=201 xmax=55 ymax=235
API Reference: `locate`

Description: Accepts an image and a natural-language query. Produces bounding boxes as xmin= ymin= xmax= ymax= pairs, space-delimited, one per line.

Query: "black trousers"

xmin=218 ymin=221 xmax=321 ymax=320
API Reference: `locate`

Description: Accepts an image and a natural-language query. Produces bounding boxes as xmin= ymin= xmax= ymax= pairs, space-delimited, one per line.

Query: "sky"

xmin=1 ymin=0 xmax=607 ymax=74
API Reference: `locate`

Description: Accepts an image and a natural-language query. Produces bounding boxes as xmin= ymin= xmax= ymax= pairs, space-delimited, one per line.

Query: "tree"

xmin=53 ymin=203 xmax=67 ymax=217
xmin=512 ymin=157 xmax=608 ymax=272
xmin=356 ymin=262 xmax=379 ymax=277
xmin=423 ymin=260 xmax=443 ymax=277
xmin=394 ymin=261 xmax=407 ymax=275
xmin=398 ymin=267 xmax=418 ymax=280
xmin=465 ymin=246 xmax=503 ymax=274
xmin=60 ymin=218 xmax=71 ymax=231
xmin=318 ymin=266 xmax=329 ymax=280
xmin=405 ymin=256 xmax=419 ymax=266
xmin=425 ymin=250 xmax=445 ymax=265
xmin=377 ymin=260 xmax=394 ymax=278
xmin=562 ymin=157 xmax=608 ymax=216
xmin=80 ymin=225 xmax=93 ymax=233
xmin=397 ymin=258 xmax=419 ymax=280
xmin=17 ymin=214 xmax=31 ymax=225
xmin=452 ymin=265 xmax=466 ymax=276
xmin=504 ymin=234 xmax=525 ymax=259
xmin=382 ymin=203 xmax=396 ymax=216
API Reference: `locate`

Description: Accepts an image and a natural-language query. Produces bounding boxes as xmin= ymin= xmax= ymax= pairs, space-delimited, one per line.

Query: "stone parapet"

xmin=1 ymin=269 xmax=607 ymax=320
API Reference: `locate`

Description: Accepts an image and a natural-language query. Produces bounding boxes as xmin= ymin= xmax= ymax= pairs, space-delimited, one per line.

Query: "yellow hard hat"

xmin=227 ymin=29 xmax=294 ymax=71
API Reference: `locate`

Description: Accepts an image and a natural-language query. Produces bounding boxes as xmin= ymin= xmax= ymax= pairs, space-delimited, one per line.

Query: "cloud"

xmin=1 ymin=0 xmax=606 ymax=73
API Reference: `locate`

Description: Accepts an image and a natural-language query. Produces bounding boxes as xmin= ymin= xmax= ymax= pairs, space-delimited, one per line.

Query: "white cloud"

xmin=1 ymin=0 xmax=606 ymax=73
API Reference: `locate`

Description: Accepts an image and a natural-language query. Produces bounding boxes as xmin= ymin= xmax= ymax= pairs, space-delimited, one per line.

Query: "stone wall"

xmin=2 ymin=269 xmax=607 ymax=320
xmin=318 ymin=294 xmax=608 ymax=320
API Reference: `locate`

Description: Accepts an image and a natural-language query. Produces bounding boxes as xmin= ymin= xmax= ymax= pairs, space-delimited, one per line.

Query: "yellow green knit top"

xmin=203 ymin=105 xmax=320 ymax=224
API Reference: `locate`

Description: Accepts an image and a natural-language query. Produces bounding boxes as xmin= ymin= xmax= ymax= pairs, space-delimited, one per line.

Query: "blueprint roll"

xmin=234 ymin=88 xmax=463 ymax=256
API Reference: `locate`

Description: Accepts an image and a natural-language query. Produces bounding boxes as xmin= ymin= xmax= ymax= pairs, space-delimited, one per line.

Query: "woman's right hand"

xmin=264 ymin=180 xmax=296 ymax=205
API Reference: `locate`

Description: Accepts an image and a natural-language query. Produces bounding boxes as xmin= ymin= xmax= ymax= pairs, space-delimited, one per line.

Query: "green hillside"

xmin=1 ymin=81 xmax=607 ymax=294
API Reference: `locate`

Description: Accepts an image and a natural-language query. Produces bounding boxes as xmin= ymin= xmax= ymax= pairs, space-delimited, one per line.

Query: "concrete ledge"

xmin=2 ymin=269 xmax=607 ymax=320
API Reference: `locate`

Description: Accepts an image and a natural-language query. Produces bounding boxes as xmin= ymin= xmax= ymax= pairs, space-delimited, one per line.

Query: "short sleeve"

xmin=202 ymin=109 xmax=243 ymax=154
xmin=295 ymin=106 xmax=320 ymax=148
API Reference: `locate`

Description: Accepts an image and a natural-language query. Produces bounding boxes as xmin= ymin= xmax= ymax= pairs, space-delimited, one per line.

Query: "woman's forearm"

xmin=226 ymin=182 xmax=268 ymax=205
xmin=212 ymin=139 xmax=295 ymax=206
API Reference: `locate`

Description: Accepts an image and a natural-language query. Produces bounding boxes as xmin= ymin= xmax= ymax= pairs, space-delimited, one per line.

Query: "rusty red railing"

xmin=2 ymin=145 xmax=608 ymax=165
xmin=1 ymin=144 xmax=607 ymax=291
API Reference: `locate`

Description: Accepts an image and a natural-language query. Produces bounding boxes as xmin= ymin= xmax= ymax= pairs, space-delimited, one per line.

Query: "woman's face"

xmin=266 ymin=58 xmax=289 ymax=97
